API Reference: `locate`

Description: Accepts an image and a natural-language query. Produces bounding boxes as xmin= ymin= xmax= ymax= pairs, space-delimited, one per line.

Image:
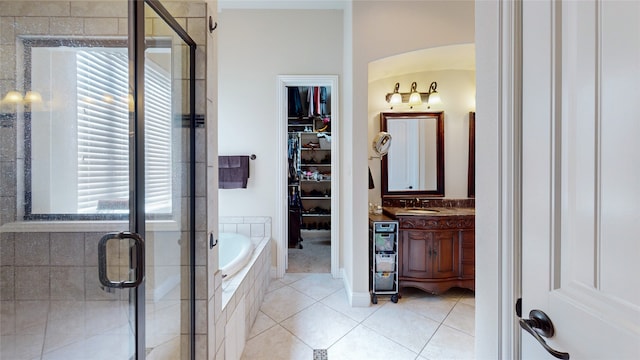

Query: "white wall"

xmin=217 ymin=9 xmax=344 ymax=261
xmin=367 ymin=68 xmax=476 ymax=202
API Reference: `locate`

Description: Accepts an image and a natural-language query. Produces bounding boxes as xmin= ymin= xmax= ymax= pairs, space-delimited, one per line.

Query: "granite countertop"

xmin=382 ymin=206 xmax=475 ymax=218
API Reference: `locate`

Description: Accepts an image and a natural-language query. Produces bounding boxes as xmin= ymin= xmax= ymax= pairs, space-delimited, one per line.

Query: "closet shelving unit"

xmin=287 ymin=86 xmax=332 ymax=249
xmin=298 ymin=128 xmax=331 ymax=232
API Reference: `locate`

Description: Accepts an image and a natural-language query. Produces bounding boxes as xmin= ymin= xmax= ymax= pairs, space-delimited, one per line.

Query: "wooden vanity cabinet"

xmin=398 ymin=216 xmax=475 ymax=294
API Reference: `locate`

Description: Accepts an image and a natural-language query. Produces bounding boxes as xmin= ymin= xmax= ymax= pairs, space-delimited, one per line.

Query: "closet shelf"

xmin=301 ymin=196 xmax=331 ymax=200
xmin=300 ymin=179 xmax=331 ymax=183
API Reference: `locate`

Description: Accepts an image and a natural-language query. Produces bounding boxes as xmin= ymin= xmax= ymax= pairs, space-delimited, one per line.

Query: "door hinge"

xmin=516 ymin=298 xmax=522 ymax=318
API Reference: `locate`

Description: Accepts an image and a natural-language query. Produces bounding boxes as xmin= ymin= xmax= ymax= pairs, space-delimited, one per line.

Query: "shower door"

xmin=99 ymin=1 xmax=198 ymax=359
xmin=0 ymin=0 xmax=196 ymax=359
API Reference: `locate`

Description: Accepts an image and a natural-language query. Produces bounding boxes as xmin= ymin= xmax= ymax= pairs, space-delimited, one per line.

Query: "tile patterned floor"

xmin=1 ymin=273 xmax=474 ymax=360
xmin=0 ymin=298 xmax=182 ymax=360
xmin=242 ymin=273 xmax=475 ymax=360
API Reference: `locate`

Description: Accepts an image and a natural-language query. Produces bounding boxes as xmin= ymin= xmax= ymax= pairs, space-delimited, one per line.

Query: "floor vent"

xmin=313 ymin=349 xmax=328 ymax=360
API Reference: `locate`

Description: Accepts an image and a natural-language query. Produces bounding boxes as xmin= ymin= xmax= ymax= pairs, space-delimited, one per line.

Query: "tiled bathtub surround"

xmin=215 ymin=217 xmax=271 ymax=359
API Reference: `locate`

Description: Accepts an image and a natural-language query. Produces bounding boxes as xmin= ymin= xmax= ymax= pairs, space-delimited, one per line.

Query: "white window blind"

xmin=76 ymin=49 xmax=172 ymax=214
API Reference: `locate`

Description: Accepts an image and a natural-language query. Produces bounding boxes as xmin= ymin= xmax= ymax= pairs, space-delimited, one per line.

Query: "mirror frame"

xmin=468 ymin=112 xmax=475 ymax=198
xmin=380 ymin=111 xmax=445 ymax=198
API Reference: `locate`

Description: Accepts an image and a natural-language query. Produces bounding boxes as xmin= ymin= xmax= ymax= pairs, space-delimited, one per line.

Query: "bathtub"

xmin=219 ymin=232 xmax=254 ymax=278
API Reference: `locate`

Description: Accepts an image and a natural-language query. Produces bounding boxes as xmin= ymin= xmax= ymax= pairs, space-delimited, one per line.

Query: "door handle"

xmin=98 ymin=232 xmax=145 ymax=289
xmin=519 ymin=309 xmax=570 ymax=360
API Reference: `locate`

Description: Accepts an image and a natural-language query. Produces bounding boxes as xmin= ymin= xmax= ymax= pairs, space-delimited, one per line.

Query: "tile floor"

xmin=0 ymin=297 xmax=183 ymax=360
xmin=242 ymin=273 xmax=475 ymax=360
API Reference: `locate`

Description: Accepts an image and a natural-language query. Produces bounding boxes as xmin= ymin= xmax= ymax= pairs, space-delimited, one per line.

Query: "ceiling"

xmin=368 ymin=43 xmax=475 ymax=82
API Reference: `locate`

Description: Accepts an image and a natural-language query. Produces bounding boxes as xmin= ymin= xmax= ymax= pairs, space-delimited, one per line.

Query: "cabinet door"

xmin=431 ymin=231 xmax=460 ymax=279
xmin=460 ymin=230 xmax=475 ymax=279
xmin=401 ymin=230 xmax=432 ymax=278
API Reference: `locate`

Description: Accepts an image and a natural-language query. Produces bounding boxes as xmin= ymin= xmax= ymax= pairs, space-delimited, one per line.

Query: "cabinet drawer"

xmin=374 ymin=222 xmax=397 ymax=233
xmin=375 ymin=253 xmax=396 ymax=272
xmin=374 ymin=272 xmax=395 ymax=291
xmin=374 ymin=233 xmax=395 ymax=251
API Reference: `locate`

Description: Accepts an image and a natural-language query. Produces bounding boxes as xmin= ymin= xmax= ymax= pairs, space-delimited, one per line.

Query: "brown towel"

xmin=219 ymin=155 xmax=250 ymax=189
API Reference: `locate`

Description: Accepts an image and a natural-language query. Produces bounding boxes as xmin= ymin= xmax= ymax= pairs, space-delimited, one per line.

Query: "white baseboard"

xmin=341 ymin=268 xmax=371 ymax=307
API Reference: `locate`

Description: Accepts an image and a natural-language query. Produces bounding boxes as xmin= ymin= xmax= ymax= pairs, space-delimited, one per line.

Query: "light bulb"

xmin=390 ymin=92 xmax=402 ymax=105
xmin=2 ymin=91 xmax=23 ymax=103
xmin=428 ymin=91 xmax=441 ymax=105
xmin=408 ymin=91 xmax=422 ymax=106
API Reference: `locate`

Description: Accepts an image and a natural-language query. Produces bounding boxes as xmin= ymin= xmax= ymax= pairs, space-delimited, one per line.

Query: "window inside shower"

xmin=24 ymin=40 xmax=174 ymax=219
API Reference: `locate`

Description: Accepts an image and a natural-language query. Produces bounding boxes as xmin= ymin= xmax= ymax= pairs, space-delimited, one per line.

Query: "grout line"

xmin=39 ymin=300 xmax=51 ymax=360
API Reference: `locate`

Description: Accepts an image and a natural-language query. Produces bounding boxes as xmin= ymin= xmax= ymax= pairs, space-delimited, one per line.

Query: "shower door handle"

xmin=98 ymin=232 xmax=145 ymax=289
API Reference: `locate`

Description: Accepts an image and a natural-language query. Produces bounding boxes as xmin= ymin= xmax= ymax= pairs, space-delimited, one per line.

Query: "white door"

xmin=521 ymin=0 xmax=640 ymax=359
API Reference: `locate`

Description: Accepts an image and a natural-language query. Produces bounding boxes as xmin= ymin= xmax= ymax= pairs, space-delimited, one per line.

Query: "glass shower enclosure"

xmin=0 ymin=1 xmax=197 ymax=359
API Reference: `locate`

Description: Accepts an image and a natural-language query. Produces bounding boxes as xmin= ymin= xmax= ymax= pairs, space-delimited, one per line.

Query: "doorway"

xmin=277 ymin=75 xmax=340 ymax=278
xmin=0 ymin=1 xmax=197 ymax=359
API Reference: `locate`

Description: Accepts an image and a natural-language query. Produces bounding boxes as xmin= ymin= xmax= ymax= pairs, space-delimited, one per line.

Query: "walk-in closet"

xmin=286 ymin=85 xmax=333 ymax=273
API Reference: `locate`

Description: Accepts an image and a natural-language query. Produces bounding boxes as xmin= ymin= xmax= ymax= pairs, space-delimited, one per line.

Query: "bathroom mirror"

xmin=380 ymin=111 xmax=444 ymax=197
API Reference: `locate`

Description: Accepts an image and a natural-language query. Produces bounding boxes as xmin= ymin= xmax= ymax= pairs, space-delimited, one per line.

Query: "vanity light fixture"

xmin=408 ymin=82 xmax=422 ymax=107
xmin=384 ymin=81 xmax=441 ymax=109
xmin=2 ymin=90 xmax=44 ymax=114
xmin=388 ymin=83 xmax=402 ymax=108
xmin=2 ymin=90 xmax=23 ymax=103
xmin=24 ymin=91 xmax=43 ymax=104
xmin=426 ymin=81 xmax=441 ymax=107
xmin=1 ymin=90 xmax=43 ymax=105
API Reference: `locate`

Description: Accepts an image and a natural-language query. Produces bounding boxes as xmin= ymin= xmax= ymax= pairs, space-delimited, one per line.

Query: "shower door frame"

xmin=129 ymin=1 xmax=197 ymax=358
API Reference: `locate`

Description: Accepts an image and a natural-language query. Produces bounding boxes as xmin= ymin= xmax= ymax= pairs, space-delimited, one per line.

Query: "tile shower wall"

xmin=1 ymin=0 xmax=127 ymax=302
xmin=1 ymin=231 xmax=129 ymax=301
xmin=0 ymin=1 xmax=210 ymax=359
